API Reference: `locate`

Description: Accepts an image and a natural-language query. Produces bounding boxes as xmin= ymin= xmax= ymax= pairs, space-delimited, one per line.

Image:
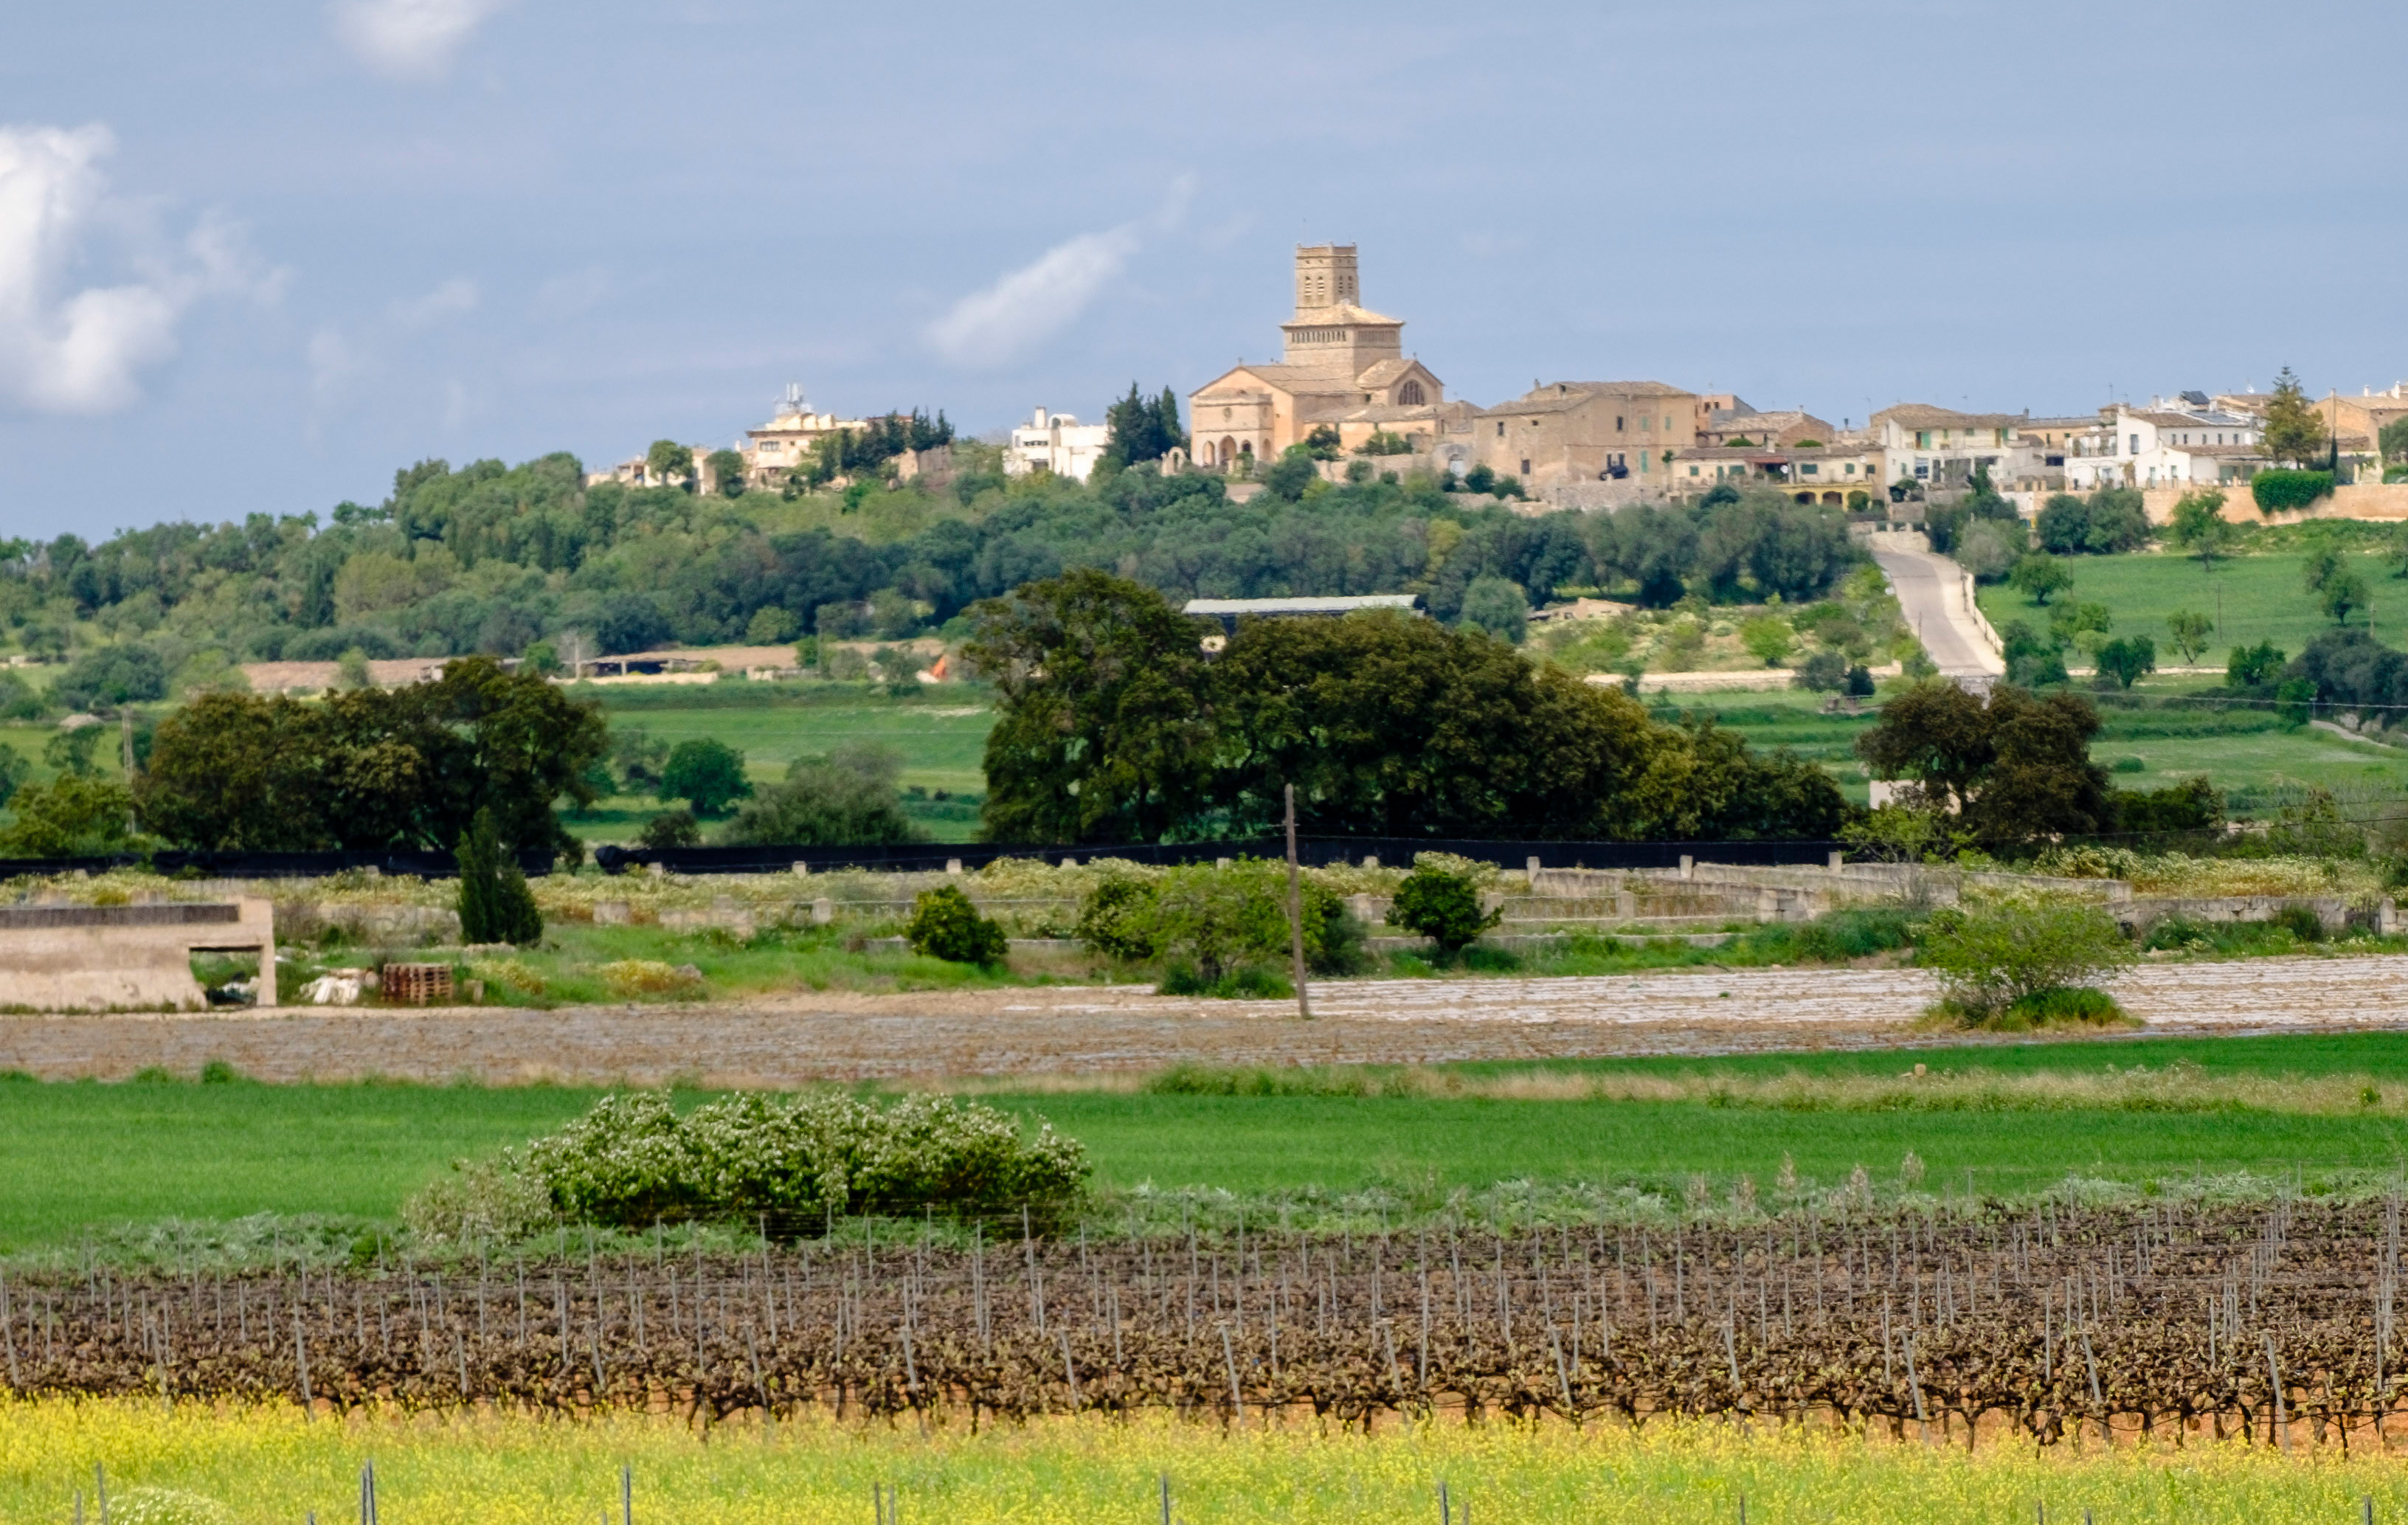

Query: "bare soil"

xmin=1 ymin=955 xmax=2400 ymax=1086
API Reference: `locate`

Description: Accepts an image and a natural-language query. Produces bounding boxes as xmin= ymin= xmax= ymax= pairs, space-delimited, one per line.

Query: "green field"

xmin=11 ymin=1031 xmax=2408 ymax=1254
xmin=1975 ymin=546 xmax=2402 ymax=664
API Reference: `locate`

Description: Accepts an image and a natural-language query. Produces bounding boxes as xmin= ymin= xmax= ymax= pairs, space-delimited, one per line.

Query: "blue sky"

xmin=0 ymin=1 xmax=2401 ymax=537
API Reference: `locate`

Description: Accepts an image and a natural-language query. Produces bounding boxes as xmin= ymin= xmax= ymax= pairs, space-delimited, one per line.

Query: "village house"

xmin=2062 ymin=397 xmax=2266 ymax=490
xmin=1467 ymin=381 xmax=1701 ymax=492
xmin=1672 ymin=442 xmax=1886 ymax=505
xmin=1005 ymin=407 xmax=1113 ymax=482
xmin=740 ymin=384 xmax=871 ymax=488
xmin=1869 ymin=404 xmax=2055 ymax=493
xmin=1695 ymin=402 xmax=1837 ymax=449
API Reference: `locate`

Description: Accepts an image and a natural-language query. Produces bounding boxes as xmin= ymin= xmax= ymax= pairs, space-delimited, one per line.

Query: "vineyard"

xmin=8 ymin=1197 xmax=2407 ymax=1451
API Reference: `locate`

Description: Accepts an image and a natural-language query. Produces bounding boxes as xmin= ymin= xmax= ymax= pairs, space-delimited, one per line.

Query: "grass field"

xmin=16 ymin=1403 xmax=2408 ymax=1525
xmin=1974 ymin=547 xmax=2404 ymax=665
xmin=12 ymin=1031 xmax=2408 ymax=1253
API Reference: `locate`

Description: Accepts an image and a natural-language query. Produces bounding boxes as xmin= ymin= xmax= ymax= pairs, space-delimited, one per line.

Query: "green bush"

xmin=1076 ymin=876 xmax=1160 ymax=961
xmin=502 ymin=1090 xmax=1088 ymax=1227
xmin=1385 ymin=862 xmax=1501 ymax=961
xmin=2002 ymin=986 xmax=2125 ymax=1028
xmin=1914 ymin=896 xmax=2137 ymax=1027
xmin=1782 ymin=907 xmax=1916 ymax=962
xmin=1087 ymin=860 xmax=1362 ymax=982
xmin=2271 ymin=902 xmax=2327 ymax=942
xmin=457 ymin=806 xmax=542 ymax=945
xmin=904 ymin=885 xmax=1008 ymax=965
xmin=1158 ymin=961 xmax=1293 ymax=999
xmin=2252 ymin=469 xmax=2336 ymax=515
xmin=637 ymin=808 xmax=700 ymax=848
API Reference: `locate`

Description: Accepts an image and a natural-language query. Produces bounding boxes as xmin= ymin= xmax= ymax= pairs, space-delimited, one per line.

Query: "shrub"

xmin=2252 ymin=469 xmax=2336 ymax=515
xmin=637 ymin=808 xmax=701 ymax=848
xmin=0 ymin=774 xmax=139 ymax=857
xmin=1797 ymin=649 xmax=1848 ymax=692
xmin=2271 ymin=902 xmax=2327 ymax=942
xmin=659 ymin=738 xmax=752 ymax=817
xmin=717 ymin=743 xmax=923 ymax=846
xmin=1076 ymin=876 xmax=1160 ymax=961
xmin=500 ymin=1090 xmax=1088 ymax=1227
xmin=1386 ymin=860 xmax=1501 ymax=961
xmin=457 ymin=807 xmax=542 ymax=945
xmin=54 ymin=643 xmax=167 ymax=711
xmin=599 ymin=959 xmax=702 ymax=997
xmin=1844 ymin=664 xmax=1876 ymax=696
xmin=905 ymin=885 xmax=1008 ymax=964
xmin=1914 ymin=896 xmax=2137 ymax=1027
xmin=2002 ymin=986 xmax=2125 ymax=1028
xmin=2227 ymin=640 xmax=2287 ymax=690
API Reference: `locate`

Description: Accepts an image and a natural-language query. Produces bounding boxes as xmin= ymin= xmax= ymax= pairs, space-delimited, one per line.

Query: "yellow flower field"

xmin=7 ymin=1403 xmax=2408 ymax=1525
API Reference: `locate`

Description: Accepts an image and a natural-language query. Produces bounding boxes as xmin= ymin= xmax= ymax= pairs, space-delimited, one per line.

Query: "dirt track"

xmin=0 ymin=954 xmax=2400 ymax=1086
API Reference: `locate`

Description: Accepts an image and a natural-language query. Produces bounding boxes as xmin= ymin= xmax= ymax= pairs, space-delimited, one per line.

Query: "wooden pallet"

xmin=380 ymin=962 xmax=454 ymax=1005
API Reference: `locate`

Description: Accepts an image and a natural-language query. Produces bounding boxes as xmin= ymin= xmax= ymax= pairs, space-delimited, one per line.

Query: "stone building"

xmin=1696 ymin=403 xmax=1837 ymax=449
xmin=1466 ymin=381 xmax=1701 ymax=492
xmin=1186 ymin=245 xmax=1450 ymax=471
xmin=741 ymin=384 xmax=871 ymax=487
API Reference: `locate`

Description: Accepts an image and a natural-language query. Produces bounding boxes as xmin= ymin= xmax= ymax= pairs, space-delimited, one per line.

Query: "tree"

xmin=1915 ymin=898 xmax=2137 ymax=1026
xmin=1461 ymin=463 xmax=1498 ymax=496
xmin=2382 ymin=415 xmax=2408 ymax=464
xmin=658 ymin=738 xmax=752 ymax=817
xmin=1260 ymin=451 xmax=1318 ymax=502
xmin=2167 ymin=491 xmax=2236 ymax=572
xmin=457 ymin=806 xmax=542 ymax=945
xmin=1457 ymin=575 xmax=1529 ymax=645
xmin=44 ymin=726 xmax=101 ymax=778
xmin=1740 ymin=615 xmax=1796 ymax=666
xmin=2165 ymin=610 xmax=2214 ymax=665
xmin=2008 ymin=553 xmax=2074 ymax=605
xmin=2094 ymin=634 xmax=2155 ymax=689
xmin=645 ymin=440 xmax=696 ymax=491
xmin=638 ymin=809 xmax=700 ymax=848
xmin=0 ymin=743 xmax=27 ymax=807
xmin=2226 ymin=640 xmax=2287 ymax=690
xmin=964 ymin=570 xmax=1214 ymax=844
xmin=2305 ymin=546 xmax=2370 ymax=624
xmin=55 ymin=644 xmax=167 ymax=711
xmin=136 ymin=659 xmax=607 ymax=857
xmin=1854 ymin=681 xmax=2111 ymax=845
xmin=1301 ymin=425 xmax=1340 ymax=460
xmin=1796 ymin=649 xmax=1848 ymax=691
xmin=0 ymin=775 xmax=138 ymax=857
xmin=1093 ymin=384 xmax=1186 ymax=476
xmin=2261 ymin=367 xmax=2330 ymax=468
xmin=718 ymin=743 xmax=926 ymax=846
xmin=704 ymin=449 xmax=747 ymax=498
xmin=1385 ymin=861 xmax=1501 ymax=964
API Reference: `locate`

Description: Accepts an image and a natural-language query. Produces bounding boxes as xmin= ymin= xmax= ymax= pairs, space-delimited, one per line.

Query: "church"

xmin=1186 ymin=246 xmax=1456 ymax=470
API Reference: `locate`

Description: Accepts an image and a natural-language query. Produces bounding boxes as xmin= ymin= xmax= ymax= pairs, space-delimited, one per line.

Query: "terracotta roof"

xmin=1876 ymin=404 xmax=2025 ymax=429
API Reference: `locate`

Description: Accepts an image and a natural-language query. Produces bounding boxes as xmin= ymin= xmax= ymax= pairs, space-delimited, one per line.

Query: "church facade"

xmin=1186 ymin=246 xmax=1456 ymax=470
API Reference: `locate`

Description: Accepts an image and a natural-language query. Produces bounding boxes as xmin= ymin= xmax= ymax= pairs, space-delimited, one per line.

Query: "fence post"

xmin=1284 ymin=785 xmax=1309 ymax=1020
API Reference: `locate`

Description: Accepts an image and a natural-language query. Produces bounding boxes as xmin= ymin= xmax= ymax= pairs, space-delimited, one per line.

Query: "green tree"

xmin=43 ymin=726 xmax=101 ymax=778
xmin=0 ymin=775 xmax=139 ymax=857
xmin=1855 ymin=681 xmax=2111 ymax=845
xmin=0 ymin=743 xmax=27 ymax=807
xmin=2007 ymin=553 xmax=2074 ymax=605
xmin=2094 ymin=634 xmax=2155 ymax=689
xmin=1260 ymin=451 xmax=1318 ymax=502
xmin=1093 ymin=384 xmax=1186 ymax=476
xmin=2226 ymin=640 xmax=2286 ymax=689
xmin=964 ymin=570 xmax=1214 ymax=844
xmin=2260 ymin=367 xmax=2330 ymax=468
xmin=136 ymin=659 xmax=607 ymax=857
xmin=2381 ymin=415 xmax=2408 ymax=464
xmin=719 ymin=743 xmax=925 ymax=846
xmin=1915 ymin=897 xmax=2137 ymax=1026
xmin=637 ymin=809 xmax=700 ymax=848
xmin=2322 ymin=568 xmax=2370 ymax=625
xmin=2165 ymin=610 xmax=2213 ymax=665
xmin=658 ymin=737 xmax=753 ymax=817
xmin=2167 ymin=491 xmax=2236 ymax=572
xmin=1740 ymin=614 xmax=1796 ymax=666
xmin=1461 ymin=463 xmax=1498 ymax=496
xmin=1385 ymin=862 xmax=1501 ymax=963
xmin=1301 ymin=425 xmax=1340 ymax=460
xmin=704 ymin=448 xmax=747 ymax=497
xmin=457 ymin=806 xmax=542 ymax=945
xmin=1457 ymin=575 xmax=1529 ymax=645
xmin=645 ymin=440 xmax=696 ymax=491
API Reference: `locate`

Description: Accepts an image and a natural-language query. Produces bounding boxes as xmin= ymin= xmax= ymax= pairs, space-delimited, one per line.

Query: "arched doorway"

xmin=1220 ymin=436 xmax=1238 ymax=468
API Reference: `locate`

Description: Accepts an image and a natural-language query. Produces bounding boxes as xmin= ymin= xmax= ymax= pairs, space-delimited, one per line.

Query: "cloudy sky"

xmin=1 ymin=1 xmax=2401 ymax=536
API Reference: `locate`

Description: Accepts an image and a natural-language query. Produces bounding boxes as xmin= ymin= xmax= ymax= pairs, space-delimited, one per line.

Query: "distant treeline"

xmin=0 ymin=455 xmax=1859 ymax=695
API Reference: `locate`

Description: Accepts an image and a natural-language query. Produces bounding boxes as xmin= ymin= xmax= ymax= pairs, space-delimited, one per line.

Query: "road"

xmin=1871 ymin=543 xmax=2005 ymax=677
xmin=1 ymin=955 xmax=2402 ymax=1084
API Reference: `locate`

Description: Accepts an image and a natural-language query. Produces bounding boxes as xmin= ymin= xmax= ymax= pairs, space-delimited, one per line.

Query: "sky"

xmin=0 ymin=0 xmax=2403 ymax=539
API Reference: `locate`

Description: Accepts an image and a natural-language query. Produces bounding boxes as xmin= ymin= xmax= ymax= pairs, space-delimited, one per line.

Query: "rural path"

xmin=4 ymin=955 xmax=2404 ymax=1085
xmin=1872 ymin=543 xmax=2005 ymax=677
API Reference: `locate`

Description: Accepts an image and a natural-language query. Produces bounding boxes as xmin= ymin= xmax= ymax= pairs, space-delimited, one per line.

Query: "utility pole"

xmin=1284 ymin=784 xmax=1310 ymax=1020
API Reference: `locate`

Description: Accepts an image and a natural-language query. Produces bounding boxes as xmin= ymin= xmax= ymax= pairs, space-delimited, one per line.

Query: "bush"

xmin=2227 ymin=640 xmax=2287 ymax=690
xmin=2253 ymin=469 xmax=2336 ymax=515
xmin=2271 ymin=902 xmax=2327 ymax=942
xmin=717 ymin=742 xmax=923 ymax=846
xmin=488 ymin=1090 xmax=1089 ymax=1228
xmin=55 ymin=643 xmax=166 ymax=711
xmin=637 ymin=808 xmax=701 ymax=848
xmin=1914 ymin=896 xmax=2137 ymax=1027
xmin=1385 ymin=860 xmax=1501 ymax=961
xmin=0 ymin=775 xmax=138 ymax=857
xmin=457 ymin=806 xmax=542 ymax=945
xmin=1844 ymin=663 xmax=1877 ymax=696
xmin=1076 ymin=876 xmax=1160 ymax=961
xmin=905 ymin=884 xmax=1008 ymax=964
xmin=1797 ymin=649 xmax=1848 ymax=692
xmin=2002 ymin=987 xmax=2126 ymax=1028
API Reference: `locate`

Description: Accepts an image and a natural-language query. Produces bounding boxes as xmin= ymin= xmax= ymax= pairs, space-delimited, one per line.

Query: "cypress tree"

xmin=457 ymin=807 xmax=543 ymax=946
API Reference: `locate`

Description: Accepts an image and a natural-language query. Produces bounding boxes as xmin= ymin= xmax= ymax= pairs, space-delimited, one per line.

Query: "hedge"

xmin=2252 ymin=469 xmax=2336 ymax=515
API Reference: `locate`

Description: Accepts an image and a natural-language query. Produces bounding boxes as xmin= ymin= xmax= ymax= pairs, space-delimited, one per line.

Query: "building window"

xmin=2129 ymin=434 xmax=2139 ymax=454
xmin=1917 ymin=430 xmax=1931 ymax=449
xmin=1689 ymin=466 xmax=1700 ymax=477
xmin=1496 ymin=422 xmax=1506 ymax=437
xmin=1398 ymin=380 xmax=1425 ymax=406
xmin=1520 ymin=459 xmax=1531 ymax=476
xmin=1802 ymin=463 xmax=1818 ymax=475
xmin=1616 ymin=416 xmax=1624 ymax=431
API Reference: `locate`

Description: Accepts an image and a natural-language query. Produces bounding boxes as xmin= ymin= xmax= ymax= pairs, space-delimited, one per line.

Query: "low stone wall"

xmin=2117 ymin=895 xmax=2393 ymax=936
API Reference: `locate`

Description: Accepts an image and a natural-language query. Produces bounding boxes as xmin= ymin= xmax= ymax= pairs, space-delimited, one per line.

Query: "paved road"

xmin=1872 ymin=544 xmax=2004 ymax=677
xmin=1 ymin=955 xmax=2399 ymax=1084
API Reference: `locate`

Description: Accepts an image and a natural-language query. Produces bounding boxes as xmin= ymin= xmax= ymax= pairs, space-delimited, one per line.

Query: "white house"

xmin=2062 ymin=395 xmax=2264 ymax=490
xmin=1006 ymin=407 xmax=1112 ymax=482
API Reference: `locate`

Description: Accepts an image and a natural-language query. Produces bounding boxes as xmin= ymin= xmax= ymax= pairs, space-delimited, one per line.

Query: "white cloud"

xmin=0 ymin=123 xmax=275 ymax=416
xmin=332 ymin=0 xmax=513 ymax=80
xmin=392 ymin=275 xmax=479 ymax=328
xmin=925 ymin=224 xmax=1144 ymax=370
